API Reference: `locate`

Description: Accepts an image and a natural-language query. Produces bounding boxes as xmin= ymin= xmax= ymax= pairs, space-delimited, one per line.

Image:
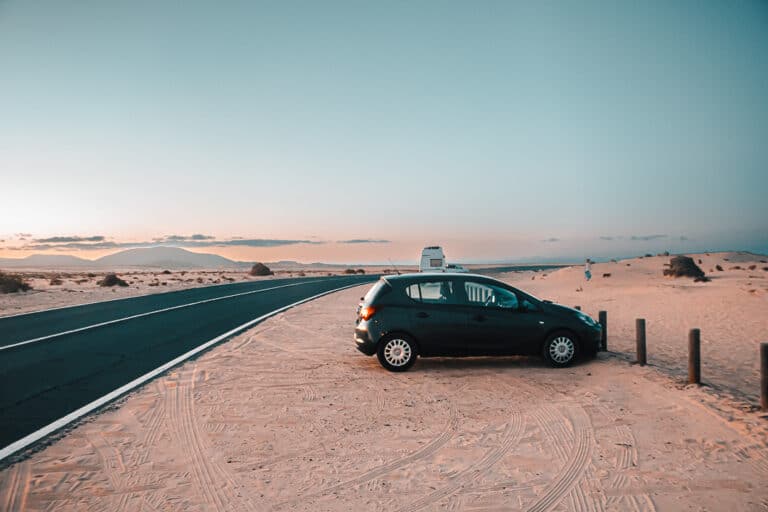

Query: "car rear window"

xmin=405 ymin=280 xmax=457 ymax=304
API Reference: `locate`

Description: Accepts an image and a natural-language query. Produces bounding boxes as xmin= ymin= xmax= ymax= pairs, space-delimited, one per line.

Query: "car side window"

xmin=463 ymin=281 xmax=519 ymax=309
xmin=405 ymin=281 xmax=457 ymax=304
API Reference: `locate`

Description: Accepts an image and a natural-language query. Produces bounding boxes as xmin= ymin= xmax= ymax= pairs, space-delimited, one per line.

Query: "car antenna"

xmin=387 ymin=258 xmax=401 ymax=275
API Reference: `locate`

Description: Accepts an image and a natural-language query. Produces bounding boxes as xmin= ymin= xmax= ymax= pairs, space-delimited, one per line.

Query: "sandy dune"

xmin=2 ymin=281 xmax=767 ymax=511
xmin=501 ymin=251 xmax=768 ymax=406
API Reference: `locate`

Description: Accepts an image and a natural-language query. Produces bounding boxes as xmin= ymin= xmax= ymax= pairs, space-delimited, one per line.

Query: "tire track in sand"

xmin=275 ymin=406 xmax=460 ymax=508
xmin=526 ymin=405 xmax=594 ymax=512
xmin=166 ymin=366 xmax=257 ymax=511
xmin=0 ymin=461 xmax=29 ymax=512
xmin=397 ymin=410 xmax=524 ymax=512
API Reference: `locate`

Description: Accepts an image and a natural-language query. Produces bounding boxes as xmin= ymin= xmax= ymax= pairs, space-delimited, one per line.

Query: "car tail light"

xmin=359 ymin=305 xmax=378 ymax=321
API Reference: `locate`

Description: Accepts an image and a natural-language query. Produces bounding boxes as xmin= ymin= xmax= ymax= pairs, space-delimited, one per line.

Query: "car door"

xmin=404 ymin=279 xmax=468 ymax=356
xmin=459 ymin=280 xmax=544 ymax=355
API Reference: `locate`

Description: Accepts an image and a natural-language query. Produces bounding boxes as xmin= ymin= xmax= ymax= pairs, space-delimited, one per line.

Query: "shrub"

xmin=0 ymin=272 xmax=32 ymax=293
xmin=196 ymin=277 xmax=204 ymax=283
xmin=344 ymin=268 xmax=357 ymax=274
xmin=715 ymin=265 xmax=723 ymax=271
xmin=602 ymin=273 xmax=611 ymax=278
xmin=161 ymin=270 xmax=172 ymax=275
xmin=98 ymin=273 xmax=128 ymax=287
xmin=748 ymin=264 xmax=756 ymax=270
xmin=698 ymin=259 xmax=702 ymax=264
xmin=298 ymin=271 xmax=306 ymax=277
xmin=356 ymin=269 xmax=365 ymax=274
xmin=663 ymin=256 xmax=706 ymax=280
xmin=250 ymin=262 xmax=273 ymax=276
xmin=87 ymin=272 xmax=97 ymax=278
xmin=49 ymin=276 xmax=63 ymax=286
xmin=644 ymin=253 xmax=653 ymax=258
xmin=731 ymin=266 xmax=742 ymax=270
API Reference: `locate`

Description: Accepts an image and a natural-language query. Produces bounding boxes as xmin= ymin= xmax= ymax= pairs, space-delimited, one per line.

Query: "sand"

xmin=1 ymin=263 xmax=767 ymax=511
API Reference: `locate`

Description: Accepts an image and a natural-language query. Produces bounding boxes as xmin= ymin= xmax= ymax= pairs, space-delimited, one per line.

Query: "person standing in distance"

xmin=584 ymin=258 xmax=592 ymax=281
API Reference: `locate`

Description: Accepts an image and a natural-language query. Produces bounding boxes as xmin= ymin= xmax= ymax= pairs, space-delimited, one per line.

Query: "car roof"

xmin=382 ymin=272 xmax=497 ymax=283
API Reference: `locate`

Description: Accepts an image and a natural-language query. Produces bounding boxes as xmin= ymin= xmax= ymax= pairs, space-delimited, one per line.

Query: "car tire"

xmin=377 ymin=334 xmax=418 ymax=372
xmin=543 ymin=331 xmax=579 ymax=368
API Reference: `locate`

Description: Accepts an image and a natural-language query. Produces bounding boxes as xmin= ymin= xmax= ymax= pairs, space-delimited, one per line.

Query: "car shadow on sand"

xmin=411 ymin=355 xmax=594 ymax=373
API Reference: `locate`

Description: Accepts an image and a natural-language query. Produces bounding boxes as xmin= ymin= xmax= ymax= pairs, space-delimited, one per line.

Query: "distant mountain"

xmin=0 ymin=254 xmax=92 ymax=268
xmin=0 ymin=247 xmax=249 ymax=269
xmin=95 ymin=247 xmax=247 ymax=269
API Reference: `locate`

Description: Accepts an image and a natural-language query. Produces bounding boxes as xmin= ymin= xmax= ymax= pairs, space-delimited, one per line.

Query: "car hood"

xmin=543 ymin=301 xmax=582 ymax=318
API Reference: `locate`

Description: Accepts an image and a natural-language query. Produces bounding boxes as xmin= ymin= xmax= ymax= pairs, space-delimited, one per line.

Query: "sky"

xmin=1 ymin=1 xmax=767 ymax=263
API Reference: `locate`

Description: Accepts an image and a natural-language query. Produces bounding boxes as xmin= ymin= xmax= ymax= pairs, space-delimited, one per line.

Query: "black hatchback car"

xmin=354 ymin=273 xmax=601 ymax=371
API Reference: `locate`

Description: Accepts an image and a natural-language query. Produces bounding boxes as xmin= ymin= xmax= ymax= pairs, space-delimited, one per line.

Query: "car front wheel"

xmin=377 ymin=334 xmax=417 ymax=372
xmin=543 ymin=331 xmax=578 ymax=367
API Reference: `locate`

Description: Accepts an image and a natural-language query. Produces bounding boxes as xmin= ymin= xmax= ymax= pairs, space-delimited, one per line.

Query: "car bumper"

xmin=581 ymin=324 xmax=602 ymax=352
xmin=354 ymin=326 xmax=377 ymax=355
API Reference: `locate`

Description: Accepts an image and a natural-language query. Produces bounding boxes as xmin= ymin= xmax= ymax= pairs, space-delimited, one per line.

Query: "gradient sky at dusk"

xmin=2 ymin=1 xmax=766 ymax=263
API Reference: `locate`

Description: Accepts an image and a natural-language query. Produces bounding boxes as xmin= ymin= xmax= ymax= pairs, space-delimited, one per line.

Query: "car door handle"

xmin=472 ymin=314 xmax=486 ymax=322
xmin=416 ymin=312 xmax=429 ymax=318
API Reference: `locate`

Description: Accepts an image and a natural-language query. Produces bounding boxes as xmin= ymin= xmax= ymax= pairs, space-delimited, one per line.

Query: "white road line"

xmin=0 ymin=281 xmax=366 ymax=463
xmin=0 ymin=279 xmax=327 ymax=352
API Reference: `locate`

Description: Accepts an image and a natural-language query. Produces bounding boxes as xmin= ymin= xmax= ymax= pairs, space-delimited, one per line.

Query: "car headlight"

xmin=576 ymin=312 xmax=597 ymax=326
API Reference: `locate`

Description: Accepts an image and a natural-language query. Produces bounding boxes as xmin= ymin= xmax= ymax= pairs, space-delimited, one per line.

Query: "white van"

xmin=420 ymin=246 xmax=446 ymax=272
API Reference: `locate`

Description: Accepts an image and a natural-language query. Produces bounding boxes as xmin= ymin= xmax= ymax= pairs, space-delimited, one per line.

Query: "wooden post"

xmin=688 ymin=329 xmax=701 ymax=385
xmin=574 ymin=305 xmax=581 ymax=311
xmin=599 ymin=311 xmax=607 ymax=351
xmin=761 ymin=343 xmax=768 ymax=411
xmin=636 ymin=318 xmax=646 ymax=366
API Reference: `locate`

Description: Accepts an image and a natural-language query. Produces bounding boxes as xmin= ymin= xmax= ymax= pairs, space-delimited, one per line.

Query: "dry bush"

xmin=87 ymin=273 xmax=97 ymax=278
xmin=748 ymin=264 xmax=756 ymax=270
xmin=49 ymin=277 xmax=63 ymax=286
xmin=344 ymin=268 xmax=357 ymax=274
xmin=98 ymin=273 xmax=129 ymax=287
xmin=602 ymin=273 xmax=611 ymax=278
xmin=0 ymin=272 xmax=32 ymax=293
xmin=148 ymin=282 xmax=160 ymax=287
xmin=663 ymin=256 xmax=707 ymax=281
xmin=196 ymin=277 xmax=204 ymax=283
xmin=250 ymin=263 xmax=273 ymax=276
xmin=731 ymin=266 xmax=742 ymax=270
xmin=161 ymin=270 xmax=172 ymax=275
xmin=356 ymin=269 xmax=366 ymax=274
xmin=298 ymin=271 xmax=306 ymax=277
xmin=715 ymin=265 xmax=723 ymax=271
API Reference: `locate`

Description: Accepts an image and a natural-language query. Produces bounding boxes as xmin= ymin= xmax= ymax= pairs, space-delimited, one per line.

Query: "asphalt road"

xmin=0 ymin=275 xmax=376 ymax=451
